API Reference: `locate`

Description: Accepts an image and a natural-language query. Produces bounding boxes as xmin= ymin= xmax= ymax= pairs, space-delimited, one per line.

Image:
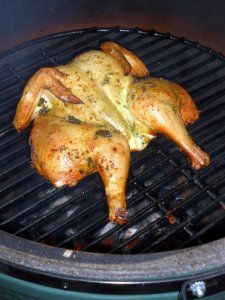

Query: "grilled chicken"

xmin=13 ymin=42 xmax=210 ymax=224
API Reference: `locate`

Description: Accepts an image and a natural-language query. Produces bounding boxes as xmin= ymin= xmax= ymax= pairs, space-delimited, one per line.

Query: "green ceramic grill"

xmin=0 ymin=28 xmax=225 ymax=299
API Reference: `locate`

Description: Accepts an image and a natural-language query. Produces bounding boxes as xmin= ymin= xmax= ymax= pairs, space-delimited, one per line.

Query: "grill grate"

xmin=0 ymin=28 xmax=225 ymax=254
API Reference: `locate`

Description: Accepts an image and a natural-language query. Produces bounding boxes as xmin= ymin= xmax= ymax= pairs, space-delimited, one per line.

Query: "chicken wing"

xmin=14 ymin=68 xmax=82 ymax=131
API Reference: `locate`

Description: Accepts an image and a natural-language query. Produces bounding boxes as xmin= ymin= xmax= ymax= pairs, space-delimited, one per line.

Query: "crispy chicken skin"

xmin=128 ymin=78 xmax=209 ymax=169
xmin=30 ymin=116 xmax=130 ymax=224
xmin=13 ymin=42 xmax=210 ymax=224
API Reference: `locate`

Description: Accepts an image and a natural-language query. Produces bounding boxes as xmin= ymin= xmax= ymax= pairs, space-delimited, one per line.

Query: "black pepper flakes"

xmin=86 ymin=157 xmax=93 ymax=167
xmin=39 ymin=104 xmax=50 ymax=116
xmin=38 ymin=97 xmax=47 ymax=107
xmin=101 ymin=75 xmax=110 ymax=85
xmin=95 ymin=130 xmax=112 ymax=138
xmin=68 ymin=116 xmax=82 ymax=124
xmin=128 ymin=124 xmax=135 ymax=133
xmin=141 ymin=86 xmax=147 ymax=92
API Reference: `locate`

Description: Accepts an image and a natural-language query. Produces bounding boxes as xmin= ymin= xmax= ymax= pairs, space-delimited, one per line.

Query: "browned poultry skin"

xmin=14 ymin=68 xmax=82 ymax=131
xmin=13 ymin=42 xmax=210 ymax=224
xmin=128 ymin=78 xmax=209 ymax=169
xmin=30 ymin=116 xmax=130 ymax=224
xmin=101 ymin=41 xmax=149 ymax=77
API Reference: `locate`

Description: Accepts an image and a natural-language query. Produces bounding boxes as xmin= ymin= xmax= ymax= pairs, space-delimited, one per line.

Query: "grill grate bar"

xmin=183 ymin=226 xmax=195 ymax=237
xmin=114 ymin=193 xmax=224 ymax=254
xmin=183 ymin=62 xmax=225 ymax=87
xmin=69 ymin=158 xmax=224 ymax=251
xmin=0 ymin=168 xmax=35 ymax=194
xmin=109 ymin=162 xmax=225 ymax=252
xmin=34 ymin=195 xmax=105 ymax=242
xmin=0 ymin=90 xmax=21 ymax=107
xmin=169 ymin=56 xmax=217 ymax=82
xmin=1 ymin=181 xmax=95 ymax=228
xmin=195 ymin=88 xmax=225 ymax=107
xmin=48 ymin=31 xmax=127 ymax=62
xmin=57 ymin=216 xmax=108 ymax=247
xmin=177 ymin=211 xmax=225 ymax=249
xmin=141 ymin=41 xmax=189 ymax=62
xmin=44 ymin=29 xmax=109 ymax=52
xmin=2 ymin=29 xmax=104 ymax=70
xmin=0 ymin=48 xmax=52 ymax=71
xmin=0 ymin=97 xmax=19 ymax=115
xmin=41 ymin=35 xmax=82 ymax=53
xmin=8 ymin=67 xmax=25 ymax=82
xmin=161 ymin=127 xmax=225 ymax=169
xmin=0 ymin=130 xmax=24 ymax=150
xmin=2 ymin=32 xmax=121 ymax=81
xmin=58 ymin=194 xmax=159 ymax=248
xmin=157 ymin=103 xmax=225 ymax=151
xmin=152 ymin=51 xmax=204 ymax=75
xmin=117 ymin=32 xmax=150 ymax=50
xmin=35 ymin=177 xmax=157 ymax=243
xmin=0 ymin=109 xmax=17 ymax=124
xmin=191 ymin=76 xmax=225 ymax=98
xmin=131 ymin=35 xmax=168 ymax=53
xmin=0 ymin=190 xmax=59 ymax=227
xmin=1 ymin=28 xmax=115 ymax=61
xmin=39 ymin=51 xmax=58 ymax=66
xmin=0 ymin=142 xmax=28 ymax=164
xmin=0 ymin=179 xmax=45 ymax=211
xmin=141 ymin=197 xmax=225 ymax=253
xmin=0 ymin=81 xmax=23 ymax=97
xmin=0 ymin=157 xmax=30 ymax=179
xmin=132 ymin=125 xmax=225 ymax=184
xmin=31 ymin=179 xmax=156 ymax=245
xmin=13 ymin=187 xmax=95 ymax=234
xmin=147 ymin=45 xmax=197 ymax=69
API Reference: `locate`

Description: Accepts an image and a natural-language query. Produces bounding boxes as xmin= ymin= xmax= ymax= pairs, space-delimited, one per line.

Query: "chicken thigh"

xmin=13 ymin=42 xmax=210 ymax=224
xmin=30 ymin=116 xmax=130 ymax=224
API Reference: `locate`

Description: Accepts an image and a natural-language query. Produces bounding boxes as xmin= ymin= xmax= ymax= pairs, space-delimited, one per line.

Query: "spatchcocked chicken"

xmin=13 ymin=42 xmax=210 ymax=224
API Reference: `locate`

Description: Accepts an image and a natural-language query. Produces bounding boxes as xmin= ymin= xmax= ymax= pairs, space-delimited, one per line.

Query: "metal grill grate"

xmin=0 ymin=28 xmax=225 ymax=254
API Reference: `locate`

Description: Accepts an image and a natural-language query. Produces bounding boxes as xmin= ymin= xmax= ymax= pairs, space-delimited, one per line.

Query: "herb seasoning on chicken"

xmin=13 ymin=42 xmax=210 ymax=224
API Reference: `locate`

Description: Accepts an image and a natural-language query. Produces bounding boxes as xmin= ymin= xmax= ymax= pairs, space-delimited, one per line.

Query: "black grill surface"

xmin=0 ymin=28 xmax=225 ymax=254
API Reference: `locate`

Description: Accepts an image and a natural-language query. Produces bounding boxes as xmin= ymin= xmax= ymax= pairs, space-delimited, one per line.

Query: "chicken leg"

xmin=30 ymin=116 xmax=130 ymax=224
xmin=128 ymin=78 xmax=210 ymax=169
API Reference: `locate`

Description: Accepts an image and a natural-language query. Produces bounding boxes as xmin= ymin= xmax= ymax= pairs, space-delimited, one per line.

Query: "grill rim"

xmin=0 ymin=27 xmax=225 ymax=293
xmin=1 ymin=230 xmax=225 ymax=294
xmin=0 ymin=26 xmax=224 ymax=62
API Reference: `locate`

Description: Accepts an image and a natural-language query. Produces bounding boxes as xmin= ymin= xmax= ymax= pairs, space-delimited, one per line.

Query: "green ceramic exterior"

xmin=0 ymin=274 xmax=178 ymax=300
xmin=1 ymin=274 xmax=225 ymax=300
